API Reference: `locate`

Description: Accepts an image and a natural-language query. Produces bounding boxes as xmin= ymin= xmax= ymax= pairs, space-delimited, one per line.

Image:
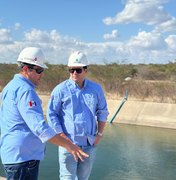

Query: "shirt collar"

xmin=68 ymin=78 xmax=87 ymax=88
xmin=14 ymin=74 xmax=36 ymax=89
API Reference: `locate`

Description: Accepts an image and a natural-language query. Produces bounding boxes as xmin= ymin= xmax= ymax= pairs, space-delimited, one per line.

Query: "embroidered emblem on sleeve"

xmin=29 ymin=101 xmax=37 ymax=107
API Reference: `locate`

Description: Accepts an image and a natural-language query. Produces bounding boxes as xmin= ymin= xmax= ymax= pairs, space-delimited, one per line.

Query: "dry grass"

xmin=1 ymin=63 xmax=176 ymax=104
xmin=105 ymin=79 xmax=176 ymax=103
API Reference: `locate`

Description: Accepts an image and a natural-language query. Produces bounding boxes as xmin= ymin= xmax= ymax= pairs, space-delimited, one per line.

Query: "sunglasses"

xmin=30 ymin=67 xmax=44 ymax=74
xmin=69 ymin=68 xmax=83 ymax=74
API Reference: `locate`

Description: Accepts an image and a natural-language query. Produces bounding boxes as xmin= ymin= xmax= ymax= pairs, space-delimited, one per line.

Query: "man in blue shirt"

xmin=47 ymin=51 xmax=109 ymax=180
xmin=0 ymin=47 xmax=88 ymax=180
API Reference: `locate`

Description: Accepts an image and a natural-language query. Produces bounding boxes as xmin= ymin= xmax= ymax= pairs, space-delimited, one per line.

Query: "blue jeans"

xmin=59 ymin=145 xmax=96 ymax=180
xmin=3 ymin=160 xmax=40 ymax=180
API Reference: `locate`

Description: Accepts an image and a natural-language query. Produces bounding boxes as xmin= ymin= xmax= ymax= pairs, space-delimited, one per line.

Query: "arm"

xmin=18 ymin=90 xmax=88 ymax=161
xmin=94 ymin=121 xmax=106 ymax=145
xmin=46 ymin=88 xmax=64 ymax=134
xmin=94 ymin=85 xmax=109 ymax=145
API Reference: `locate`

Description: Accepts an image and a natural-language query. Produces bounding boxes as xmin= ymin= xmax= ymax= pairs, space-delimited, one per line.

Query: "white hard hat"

xmin=68 ymin=51 xmax=88 ymax=67
xmin=17 ymin=47 xmax=48 ymax=69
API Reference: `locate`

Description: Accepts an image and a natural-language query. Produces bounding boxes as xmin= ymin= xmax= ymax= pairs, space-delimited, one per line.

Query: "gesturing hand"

xmin=67 ymin=143 xmax=89 ymax=162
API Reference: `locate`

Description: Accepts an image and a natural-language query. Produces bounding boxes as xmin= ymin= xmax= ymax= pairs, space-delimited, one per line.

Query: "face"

xmin=22 ymin=65 xmax=44 ymax=86
xmin=69 ymin=66 xmax=87 ymax=85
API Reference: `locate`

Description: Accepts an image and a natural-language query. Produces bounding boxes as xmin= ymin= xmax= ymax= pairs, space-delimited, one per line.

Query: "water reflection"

xmin=1 ymin=124 xmax=176 ymax=180
xmin=91 ymin=124 xmax=176 ymax=180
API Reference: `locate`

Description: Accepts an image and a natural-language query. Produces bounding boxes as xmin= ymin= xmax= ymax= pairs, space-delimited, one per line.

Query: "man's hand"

xmin=59 ymin=133 xmax=89 ymax=162
xmin=94 ymin=133 xmax=102 ymax=145
xmin=49 ymin=133 xmax=89 ymax=162
xmin=66 ymin=143 xmax=89 ymax=162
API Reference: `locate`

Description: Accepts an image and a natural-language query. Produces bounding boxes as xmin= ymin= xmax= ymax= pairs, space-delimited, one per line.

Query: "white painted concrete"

xmin=108 ymin=100 xmax=176 ymax=129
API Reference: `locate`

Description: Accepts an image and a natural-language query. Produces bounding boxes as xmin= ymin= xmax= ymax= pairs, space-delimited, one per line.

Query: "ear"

xmin=22 ymin=65 xmax=28 ymax=72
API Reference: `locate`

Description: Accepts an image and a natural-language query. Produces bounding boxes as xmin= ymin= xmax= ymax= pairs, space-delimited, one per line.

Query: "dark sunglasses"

xmin=69 ymin=68 xmax=83 ymax=74
xmin=30 ymin=67 xmax=44 ymax=74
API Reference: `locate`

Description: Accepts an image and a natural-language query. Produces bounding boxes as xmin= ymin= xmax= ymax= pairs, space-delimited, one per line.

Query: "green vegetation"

xmin=0 ymin=63 xmax=176 ymax=103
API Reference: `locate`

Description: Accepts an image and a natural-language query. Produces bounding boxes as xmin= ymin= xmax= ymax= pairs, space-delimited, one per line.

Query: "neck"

xmin=77 ymin=82 xmax=84 ymax=88
xmin=75 ymin=79 xmax=85 ymax=88
xmin=19 ymin=71 xmax=28 ymax=79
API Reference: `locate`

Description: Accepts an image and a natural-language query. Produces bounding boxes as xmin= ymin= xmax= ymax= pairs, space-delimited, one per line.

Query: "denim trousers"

xmin=3 ymin=160 xmax=40 ymax=180
xmin=59 ymin=145 xmax=96 ymax=180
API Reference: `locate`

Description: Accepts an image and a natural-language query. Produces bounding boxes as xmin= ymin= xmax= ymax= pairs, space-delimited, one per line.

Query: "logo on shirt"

xmin=29 ymin=101 xmax=37 ymax=107
xmin=84 ymin=94 xmax=96 ymax=111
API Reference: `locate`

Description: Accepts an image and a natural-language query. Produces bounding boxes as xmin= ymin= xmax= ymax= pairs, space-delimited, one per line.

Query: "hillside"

xmin=0 ymin=63 xmax=176 ymax=103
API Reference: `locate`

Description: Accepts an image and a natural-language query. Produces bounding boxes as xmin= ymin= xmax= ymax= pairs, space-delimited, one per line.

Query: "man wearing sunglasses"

xmin=0 ymin=47 xmax=88 ymax=180
xmin=47 ymin=51 xmax=109 ymax=180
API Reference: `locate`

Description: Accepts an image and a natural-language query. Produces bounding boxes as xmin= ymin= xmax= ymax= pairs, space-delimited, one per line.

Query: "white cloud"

xmin=103 ymin=30 xmax=119 ymax=40
xmin=24 ymin=29 xmax=60 ymax=43
xmin=127 ymin=31 xmax=167 ymax=50
xmin=1 ymin=0 xmax=176 ymax=65
xmin=0 ymin=28 xmax=13 ymax=44
xmin=0 ymin=29 xmax=129 ymax=64
xmin=154 ymin=17 xmax=176 ymax=33
xmin=165 ymin=35 xmax=176 ymax=50
xmin=103 ymin=0 xmax=171 ymax=26
xmin=0 ymin=25 xmax=175 ymax=65
xmin=98 ymin=0 xmax=176 ymax=64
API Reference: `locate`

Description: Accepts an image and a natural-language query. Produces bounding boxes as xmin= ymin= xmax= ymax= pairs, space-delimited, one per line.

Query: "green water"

xmin=1 ymin=124 xmax=176 ymax=180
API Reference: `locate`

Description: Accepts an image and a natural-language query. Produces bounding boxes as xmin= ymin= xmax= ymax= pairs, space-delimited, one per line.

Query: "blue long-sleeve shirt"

xmin=47 ymin=78 xmax=109 ymax=146
xmin=0 ymin=74 xmax=56 ymax=164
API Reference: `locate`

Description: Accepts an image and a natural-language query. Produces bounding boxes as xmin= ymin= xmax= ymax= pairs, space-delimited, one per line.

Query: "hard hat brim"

xmin=17 ymin=59 xmax=48 ymax=69
xmin=68 ymin=63 xmax=88 ymax=67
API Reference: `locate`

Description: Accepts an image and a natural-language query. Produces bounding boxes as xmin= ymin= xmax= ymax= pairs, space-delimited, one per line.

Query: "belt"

xmin=4 ymin=160 xmax=39 ymax=165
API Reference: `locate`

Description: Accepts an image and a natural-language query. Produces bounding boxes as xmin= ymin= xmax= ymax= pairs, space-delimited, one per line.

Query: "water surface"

xmin=1 ymin=124 xmax=176 ymax=180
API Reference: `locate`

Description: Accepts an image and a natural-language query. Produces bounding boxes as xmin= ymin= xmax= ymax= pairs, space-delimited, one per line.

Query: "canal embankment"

xmin=108 ymin=99 xmax=176 ymax=129
xmin=40 ymin=94 xmax=176 ymax=130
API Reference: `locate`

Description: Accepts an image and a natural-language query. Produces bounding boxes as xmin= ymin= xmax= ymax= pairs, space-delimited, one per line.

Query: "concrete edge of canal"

xmin=107 ymin=100 xmax=176 ymax=129
xmin=40 ymin=94 xmax=176 ymax=130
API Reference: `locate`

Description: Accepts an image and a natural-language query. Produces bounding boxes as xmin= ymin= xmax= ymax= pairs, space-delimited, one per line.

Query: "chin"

xmin=72 ymin=77 xmax=78 ymax=81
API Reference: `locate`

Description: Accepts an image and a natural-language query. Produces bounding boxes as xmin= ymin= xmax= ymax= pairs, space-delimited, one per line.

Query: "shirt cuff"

xmin=39 ymin=127 xmax=57 ymax=143
xmin=97 ymin=115 xmax=108 ymax=122
xmin=97 ymin=111 xmax=109 ymax=121
xmin=53 ymin=125 xmax=63 ymax=134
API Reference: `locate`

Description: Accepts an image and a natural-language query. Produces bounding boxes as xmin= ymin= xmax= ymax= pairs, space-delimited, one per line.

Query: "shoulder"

xmin=4 ymin=75 xmax=34 ymax=94
xmin=85 ymin=79 xmax=102 ymax=90
xmin=51 ymin=80 xmax=69 ymax=95
xmin=2 ymin=80 xmax=37 ymax=103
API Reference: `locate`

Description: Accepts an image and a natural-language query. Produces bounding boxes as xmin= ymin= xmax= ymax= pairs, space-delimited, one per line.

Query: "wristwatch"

xmin=97 ymin=132 xmax=103 ymax=137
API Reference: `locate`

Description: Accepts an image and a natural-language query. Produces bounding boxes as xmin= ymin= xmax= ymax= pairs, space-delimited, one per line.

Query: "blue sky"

xmin=0 ymin=0 xmax=176 ymax=65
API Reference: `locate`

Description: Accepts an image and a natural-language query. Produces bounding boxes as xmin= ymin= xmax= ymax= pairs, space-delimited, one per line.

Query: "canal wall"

xmin=108 ymin=99 xmax=176 ymax=129
xmin=40 ymin=94 xmax=176 ymax=130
